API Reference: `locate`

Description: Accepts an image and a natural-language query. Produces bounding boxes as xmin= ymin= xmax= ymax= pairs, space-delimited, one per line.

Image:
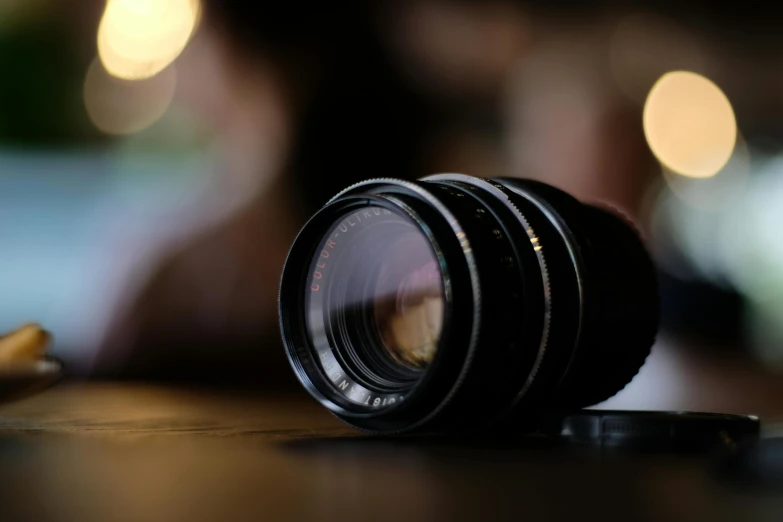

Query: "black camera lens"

xmin=279 ymin=174 xmax=658 ymax=433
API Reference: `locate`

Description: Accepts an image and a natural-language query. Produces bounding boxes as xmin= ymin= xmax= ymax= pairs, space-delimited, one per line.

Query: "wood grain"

xmin=0 ymin=382 xmax=352 ymax=438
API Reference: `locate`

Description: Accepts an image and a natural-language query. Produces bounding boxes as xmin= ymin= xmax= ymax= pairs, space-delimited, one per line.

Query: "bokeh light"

xmin=98 ymin=0 xmax=200 ymax=81
xmin=643 ymin=71 xmax=737 ymax=179
xmin=661 ymin=132 xmax=750 ymax=212
xmin=648 ymin=134 xmax=750 ymax=286
xmin=84 ymin=58 xmax=177 ymax=135
xmin=718 ymin=156 xmax=783 ymax=302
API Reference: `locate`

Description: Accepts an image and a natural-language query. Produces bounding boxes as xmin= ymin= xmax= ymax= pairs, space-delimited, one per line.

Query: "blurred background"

xmin=1 ymin=0 xmax=782 ymax=414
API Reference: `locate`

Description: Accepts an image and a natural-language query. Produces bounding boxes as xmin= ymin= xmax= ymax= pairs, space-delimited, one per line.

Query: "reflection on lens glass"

xmin=306 ymin=206 xmax=444 ymax=386
xmin=374 ymin=242 xmax=443 ymax=369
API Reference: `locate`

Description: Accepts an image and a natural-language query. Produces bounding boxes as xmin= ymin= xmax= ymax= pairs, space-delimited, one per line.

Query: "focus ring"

xmin=497 ymin=179 xmax=657 ymax=408
xmin=553 ymin=204 xmax=658 ymax=407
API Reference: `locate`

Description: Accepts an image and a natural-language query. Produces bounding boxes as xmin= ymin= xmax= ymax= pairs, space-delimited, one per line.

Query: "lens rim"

xmin=421 ymin=174 xmax=555 ymax=424
xmin=279 ymin=181 xmax=481 ymax=433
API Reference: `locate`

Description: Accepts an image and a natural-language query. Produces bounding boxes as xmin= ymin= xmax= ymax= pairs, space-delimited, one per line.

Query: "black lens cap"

xmin=529 ymin=410 xmax=760 ymax=452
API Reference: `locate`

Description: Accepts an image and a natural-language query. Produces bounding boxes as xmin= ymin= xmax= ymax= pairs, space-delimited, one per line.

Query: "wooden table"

xmin=0 ymin=383 xmax=779 ymax=522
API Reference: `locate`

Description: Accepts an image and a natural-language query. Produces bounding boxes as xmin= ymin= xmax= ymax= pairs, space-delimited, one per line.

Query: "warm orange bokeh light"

xmin=644 ymin=71 xmax=736 ymax=179
xmin=98 ymin=0 xmax=199 ymax=80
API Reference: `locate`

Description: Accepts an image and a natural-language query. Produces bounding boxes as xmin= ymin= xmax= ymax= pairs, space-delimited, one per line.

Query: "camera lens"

xmin=279 ymin=174 xmax=658 ymax=433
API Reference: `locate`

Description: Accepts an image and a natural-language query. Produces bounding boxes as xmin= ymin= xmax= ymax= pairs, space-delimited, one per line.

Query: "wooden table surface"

xmin=0 ymin=383 xmax=780 ymax=522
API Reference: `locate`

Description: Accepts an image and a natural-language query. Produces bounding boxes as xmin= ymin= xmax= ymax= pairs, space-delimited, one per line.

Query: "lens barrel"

xmin=279 ymin=174 xmax=658 ymax=433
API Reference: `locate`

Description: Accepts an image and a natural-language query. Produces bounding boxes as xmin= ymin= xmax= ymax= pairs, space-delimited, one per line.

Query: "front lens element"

xmin=305 ymin=205 xmax=444 ymax=401
xmin=374 ymin=240 xmax=443 ymax=370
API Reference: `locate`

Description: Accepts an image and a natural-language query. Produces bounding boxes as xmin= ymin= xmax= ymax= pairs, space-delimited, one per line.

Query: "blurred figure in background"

xmin=95 ymin=2 xmax=441 ymax=384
